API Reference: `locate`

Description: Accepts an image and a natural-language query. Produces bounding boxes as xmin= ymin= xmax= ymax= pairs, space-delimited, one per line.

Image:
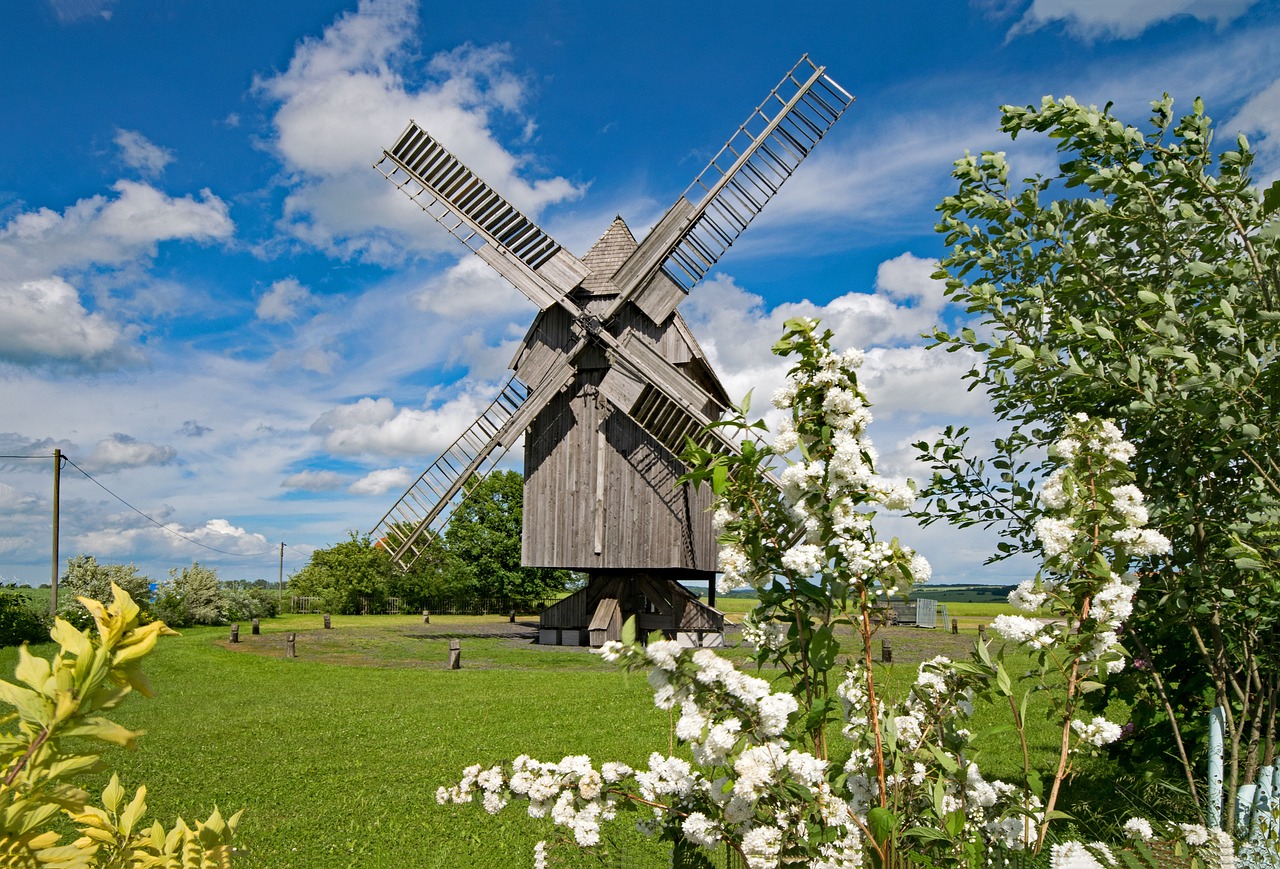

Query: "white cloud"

xmin=254 ymin=0 xmax=585 ymax=262
xmin=72 ymin=518 xmax=270 ymax=560
xmin=0 ymin=179 xmax=233 ymax=369
xmin=1008 ymin=0 xmax=1259 ymax=40
xmin=1226 ymin=78 xmax=1280 ymax=182
xmin=84 ymin=434 xmax=177 ymax=472
xmin=414 ymin=255 xmax=529 ymax=319
xmin=48 ymin=0 xmax=116 ymax=24
xmin=0 ymin=180 xmax=232 ymax=278
xmin=281 ymin=469 xmax=347 ymax=490
xmin=256 ymin=277 xmax=313 ymax=322
xmin=0 ymin=278 xmax=139 ymax=367
xmin=114 ymin=129 xmax=174 ymax=177
xmin=0 ymin=482 xmax=40 ymax=516
xmin=349 ymin=466 xmax=413 ymax=495
xmin=310 ymin=390 xmax=499 ymax=458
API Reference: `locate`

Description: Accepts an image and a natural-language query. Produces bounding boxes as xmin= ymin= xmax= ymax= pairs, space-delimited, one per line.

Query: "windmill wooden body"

xmin=370 ymin=56 xmax=852 ymax=647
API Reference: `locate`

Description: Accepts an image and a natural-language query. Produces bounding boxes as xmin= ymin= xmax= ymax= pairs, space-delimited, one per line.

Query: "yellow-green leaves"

xmin=0 ymin=586 xmax=240 ymax=866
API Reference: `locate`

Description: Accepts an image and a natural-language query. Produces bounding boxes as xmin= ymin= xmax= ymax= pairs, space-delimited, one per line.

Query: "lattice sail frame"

xmin=369 ymin=56 xmax=851 ymax=571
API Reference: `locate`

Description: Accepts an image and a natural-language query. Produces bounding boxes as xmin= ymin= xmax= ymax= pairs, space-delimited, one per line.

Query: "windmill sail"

xmin=370 ymin=375 xmax=531 ymax=569
xmin=371 ymin=337 xmax=586 ymax=570
xmin=375 ymin=124 xmax=590 ymax=311
xmin=612 ymin=55 xmax=854 ymax=323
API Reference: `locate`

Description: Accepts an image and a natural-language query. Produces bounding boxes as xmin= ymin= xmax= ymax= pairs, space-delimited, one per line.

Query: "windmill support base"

xmin=537 ymin=569 xmax=724 ymax=649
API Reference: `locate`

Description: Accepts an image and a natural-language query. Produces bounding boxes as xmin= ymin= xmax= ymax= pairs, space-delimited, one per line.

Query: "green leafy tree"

xmin=57 ymin=557 xmax=151 ymax=630
xmin=443 ymin=471 xmax=573 ymax=602
xmin=288 ymin=533 xmax=395 ymax=614
xmin=919 ymin=94 xmax=1280 ymax=824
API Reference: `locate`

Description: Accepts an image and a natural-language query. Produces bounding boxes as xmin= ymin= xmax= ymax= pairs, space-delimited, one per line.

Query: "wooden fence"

xmin=288 ymin=595 xmax=546 ymax=616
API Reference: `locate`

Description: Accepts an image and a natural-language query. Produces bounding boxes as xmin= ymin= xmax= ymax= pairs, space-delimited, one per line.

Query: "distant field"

xmin=8 ymin=585 xmax=51 ymax=612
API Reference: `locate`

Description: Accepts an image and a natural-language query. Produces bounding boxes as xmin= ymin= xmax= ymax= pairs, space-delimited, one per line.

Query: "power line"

xmin=61 ymin=456 xmax=282 ymax=559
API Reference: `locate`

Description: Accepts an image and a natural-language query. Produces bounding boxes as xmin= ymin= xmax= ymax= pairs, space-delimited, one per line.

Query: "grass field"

xmin=0 ymin=611 xmax=1127 ymax=867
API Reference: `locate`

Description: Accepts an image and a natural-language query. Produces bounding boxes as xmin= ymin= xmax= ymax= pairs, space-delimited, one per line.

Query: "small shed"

xmin=889 ymin=598 xmax=941 ymax=628
xmin=539 ymin=571 xmax=724 ymax=648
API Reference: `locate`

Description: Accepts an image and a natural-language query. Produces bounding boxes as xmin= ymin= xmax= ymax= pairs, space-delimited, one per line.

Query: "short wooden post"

xmin=323 ymin=613 xmax=331 ymax=629
xmin=423 ymin=609 xmax=430 ymax=624
xmin=881 ymin=639 xmax=892 ymax=664
xmin=286 ymin=633 xmax=297 ymax=658
xmin=509 ymin=609 xmax=516 ymax=623
xmin=978 ymin=624 xmax=987 ymax=642
xmin=447 ymin=638 xmax=461 ymax=670
xmin=951 ymin=618 xmax=959 ymax=635
xmin=251 ymin=618 xmax=260 ymax=635
xmin=229 ymin=624 xmax=239 ymax=643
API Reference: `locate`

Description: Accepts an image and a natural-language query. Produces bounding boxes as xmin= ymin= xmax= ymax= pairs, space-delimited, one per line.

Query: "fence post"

xmin=881 ymin=639 xmax=892 ymax=664
xmin=978 ymin=624 xmax=987 ymax=642
xmin=251 ymin=618 xmax=260 ymax=635
xmin=323 ymin=613 xmax=332 ymax=629
xmin=509 ymin=609 xmax=516 ymax=623
xmin=423 ymin=609 xmax=430 ymax=624
xmin=951 ymin=618 xmax=959 ymax=635
xmin=286 ymin=633 xmax=297 ymax=658
xmin=448 ymin=639 xmax=461 ymax=670
xmin=229 ymin=624 xmax=239 ymax=643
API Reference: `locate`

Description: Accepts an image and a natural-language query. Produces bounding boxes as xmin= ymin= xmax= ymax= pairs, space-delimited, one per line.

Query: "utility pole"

xmin=278 ymin=542 xmax=285 ymax=603
xmin=50 ymin=448 xmax=61 ymax=615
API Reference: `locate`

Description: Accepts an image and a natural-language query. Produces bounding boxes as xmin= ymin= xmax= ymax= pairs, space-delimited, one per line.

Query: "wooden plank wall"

xmin=523 ymin=373 xmax=717 ymax=571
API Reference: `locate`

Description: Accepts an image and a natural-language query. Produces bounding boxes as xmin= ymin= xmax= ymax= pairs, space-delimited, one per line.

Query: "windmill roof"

xmin=580 ymin=216 xmax=637 ymax=293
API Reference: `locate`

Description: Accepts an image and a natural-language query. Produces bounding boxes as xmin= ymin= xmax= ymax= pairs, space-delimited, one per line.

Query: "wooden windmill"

xmin=370 ymin=56 xmax=851 ymax=647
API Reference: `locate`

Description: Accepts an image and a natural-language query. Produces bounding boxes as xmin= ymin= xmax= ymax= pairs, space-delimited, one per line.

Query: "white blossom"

xmin=1071 ymin=716 xmax=1123 ymax=747
xmin=991 ymin=614 xmax=1047 ymax=644
xmin=1122 ymin=817 xmax=1154 ymax=841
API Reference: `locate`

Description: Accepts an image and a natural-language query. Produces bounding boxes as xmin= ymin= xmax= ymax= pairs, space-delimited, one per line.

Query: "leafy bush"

xmin=0 ymin=592 xmax=50 ymax=648
xmin=56 ymin=555 xmax=152 ymax=631
xmin=222 ymin=587 xmax=279 ymax=621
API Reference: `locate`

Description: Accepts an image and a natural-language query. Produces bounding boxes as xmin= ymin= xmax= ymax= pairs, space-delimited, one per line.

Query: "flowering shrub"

xmin=438 ymin=319 xmax=1228 ymax=869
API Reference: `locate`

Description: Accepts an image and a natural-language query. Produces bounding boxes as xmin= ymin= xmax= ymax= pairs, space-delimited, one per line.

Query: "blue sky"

xmin=1 ymin=0 xmax=1277 ymax=587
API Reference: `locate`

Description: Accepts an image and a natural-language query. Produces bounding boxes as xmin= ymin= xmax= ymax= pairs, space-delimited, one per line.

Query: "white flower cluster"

xmin=595 ymin=637 xmax=868 ymax=868
xmin=435 ymin=755 xmax=624 ymax=849
xmin=1036 ymin=418 xmax=1170 ymax=568
xmin=739 ymin=611 xmax=788 ymax=651
xmin=838 ymin=656 xmax=1043 ymax=852
xmin=1071 ymin=716 xmax=1123 ymax=748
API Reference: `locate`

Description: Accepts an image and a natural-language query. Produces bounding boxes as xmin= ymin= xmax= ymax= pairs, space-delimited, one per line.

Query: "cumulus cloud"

xmin=254 ymin=0 xmax=584 ymax=261
xmin=114 ymin=129 xmax=174 ymax=177
xmin=310 ymin=389 xmax=500 ymax=458
xmin=281 ymin=469 xmax=347 ymax=491
xmin=0 ymin=179 xmax=233 ymax=369
xmin=256 ymin=277 xmax=312 ymax=322
xmin=0 ymin=180 xmax=232 ymax=278
xmin=84 ymin=434 xmax=177 ymax=472
xmin=414 ymin=255 xmax=529 ymax=319
xmin=1007 ymin=0 xmax=1259 ymax=40
xmin=0 ymin=278 xmax=140 ymax=368
xmin=73 ymin=517 xmax=270 ymax=559
xmin=0 ymin=433 xmax=75 ymax=461
xmin=349 ymin=466 xmax=413 ymax=495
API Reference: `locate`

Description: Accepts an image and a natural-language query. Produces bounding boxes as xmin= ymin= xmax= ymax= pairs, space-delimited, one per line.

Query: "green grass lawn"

xmin=0 ymin=612 xmax=1126 ymax=867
